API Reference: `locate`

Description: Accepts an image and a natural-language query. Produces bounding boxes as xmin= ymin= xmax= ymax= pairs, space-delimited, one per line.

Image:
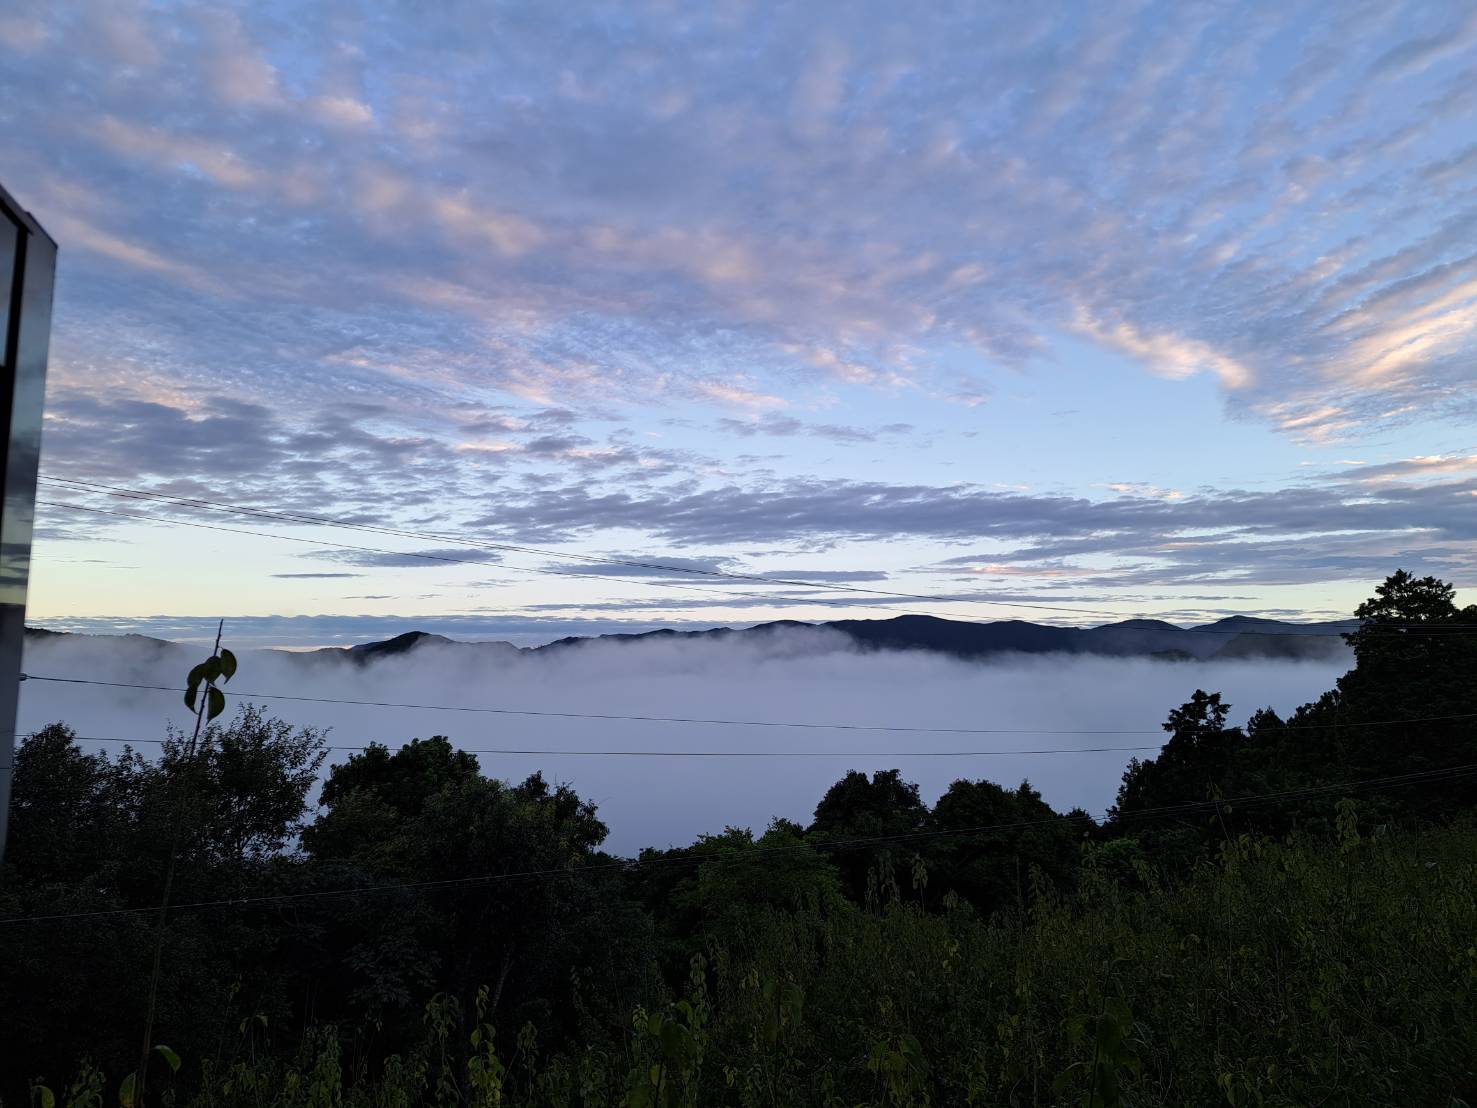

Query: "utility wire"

xmin=21 ymin=673 xmax=1477 ymax=736
xmin=3 ymin=760 xmax=1473 ymax=927
xmin=65 ymin=732 xmax=1163 ymax=756
xmin=42 ymin=477 xmax=1469 ymax=638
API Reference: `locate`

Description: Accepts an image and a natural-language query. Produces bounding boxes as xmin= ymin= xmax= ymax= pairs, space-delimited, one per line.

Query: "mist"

xmin=18 ymin=630 xmax=1351 ymax=854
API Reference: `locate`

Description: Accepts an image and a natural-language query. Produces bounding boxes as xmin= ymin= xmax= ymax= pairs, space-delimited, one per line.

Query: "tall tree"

xmin=299 ymin=740 xmax=653 ymax=1046
xmin=3 ymin=723 xmax=119 ymax=886
xmin=810 ymin=769 xmax=928 ymax=902
xmin=1113 ymin=690 xmax=1244 ymax=821
xmin=0 ymin=710 xmax=328 ymax=1097
xmin=926 ymin=778 xmax=1079 ymax=912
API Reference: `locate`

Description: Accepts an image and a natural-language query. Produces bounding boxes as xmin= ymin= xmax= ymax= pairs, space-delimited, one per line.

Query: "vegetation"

xmin=3 ymin=571 xmax=1475 ymax=1106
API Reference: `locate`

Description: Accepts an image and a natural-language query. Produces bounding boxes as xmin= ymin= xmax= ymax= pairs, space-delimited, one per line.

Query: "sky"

xmin=3 ymin=0 xmax=1476 ymax=648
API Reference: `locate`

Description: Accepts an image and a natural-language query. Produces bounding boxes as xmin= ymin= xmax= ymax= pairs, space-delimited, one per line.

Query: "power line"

xmin=3 ymin=760 xmax=1473 ymax=927
xmin=65 ymin=732 xmax=1162 ymax=757
xmin=42 ymin=477 xmax=1465 ymax=639
xmin=22 ymin=673 xmax=1477 ymax=735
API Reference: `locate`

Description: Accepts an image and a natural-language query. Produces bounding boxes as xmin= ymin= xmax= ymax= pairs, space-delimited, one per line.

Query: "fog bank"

xmin=19 ymin=631 xmax=1350 ymax=853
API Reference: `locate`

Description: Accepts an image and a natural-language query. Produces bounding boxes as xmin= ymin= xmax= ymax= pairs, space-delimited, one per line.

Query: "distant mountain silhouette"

xmin=344 ymin=613 xmax=1358 ymax=664
xmin=25 ymin=613 xmax=1358 ymax=666
xmin=299 ymin=631 xmax=523 ymax=666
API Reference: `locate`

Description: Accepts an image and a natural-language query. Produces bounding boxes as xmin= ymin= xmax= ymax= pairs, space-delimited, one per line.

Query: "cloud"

xmin=1330 ymin=452 xmax=1477 ymax=483
xmin=11 ymin=0 xmax=1477 ymax=615
xmin=466 ymin=472 xmax=1477 ymax=587
xmin=17 ymin=624 xmax=1350 ymax=852
xmin=1254 ymin=402 xmax=1359 ymax=444
xmin=35 ymin=392 xmax=1476 ymax=603
xmin=539 ymin=555 xmax=732 ymax=581
xmin=715 ymin=416 xmax=914 ymax=444
xmin=1420 ymin=144 xmax=1477 ymax=187
xmin=756 ymin=568 xmax=890 ymax=582
xmin=46 ymin=212 xmax=221 ymax=290
xmin=0 ymin=13 xmax=48 ymax=50
xmin=1095 ymin=483 xmax=1185 ymax=501
xmin=486 ymin=473 xmax=1466 ymax=543
xmin=88 ymin=116 xmax=265 ymax=191
xmin=36 ymin=391 xmax=702 ymax=537
xmin=9 ymin=0 xmax=1477 ymax=445
xmin=1073 ymin=310 xmax=1254 ymax=390
xmin=37 ymin=394 xmax=482 ymax=522
xmin=691 ymin=381 xmax=788 ymax=411
xmin=194 ymin=7 xmax=283 ymax=106
xmin=313 ymin=95 xmax=375 ymax=129
xmin=1368 ymin=6 xmax=1477 ymax=80
xmin=535 ymin=557 xmax=892 ymax=585
xmin=307 ymin=548 xmax=502 ymax=570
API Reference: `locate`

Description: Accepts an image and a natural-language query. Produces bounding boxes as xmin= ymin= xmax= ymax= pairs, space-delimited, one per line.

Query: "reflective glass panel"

xmin=0 ymin=215 xmax=16 ymax=363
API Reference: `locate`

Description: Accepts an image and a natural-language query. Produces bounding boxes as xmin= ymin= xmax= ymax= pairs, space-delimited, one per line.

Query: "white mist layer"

xmin=18 ymin=630 xmax=1350 ymax=854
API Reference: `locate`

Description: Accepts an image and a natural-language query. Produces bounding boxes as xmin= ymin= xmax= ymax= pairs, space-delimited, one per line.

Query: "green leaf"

xmin=33 ymin=1086 xmax=55 ymax=1108
xmin=155 ymin=1044 xmax=181 ymax=1073
xmin=118 ymin=1073 xmax=136 ymax=1108
xmin=660 ymin=1019 xmax=685 ymax=1057
xmin=218 ymin=649 xmax=237 ymax=681
xmin=185 ymin=686 xmax=198 ymax=712
xmin=207 ymin=687 xmax=226 ymax=721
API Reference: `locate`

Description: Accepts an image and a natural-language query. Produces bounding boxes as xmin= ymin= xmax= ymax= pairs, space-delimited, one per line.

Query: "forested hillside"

xmin=3 ymin=572 xmax=1475 ymax=1107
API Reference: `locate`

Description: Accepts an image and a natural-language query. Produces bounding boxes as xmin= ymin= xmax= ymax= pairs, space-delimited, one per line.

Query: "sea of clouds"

xmin=18 ymin=629 xmax=1350 ymax=854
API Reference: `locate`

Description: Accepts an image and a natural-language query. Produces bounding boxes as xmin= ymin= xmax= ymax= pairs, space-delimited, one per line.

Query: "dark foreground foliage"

xmin=3 ymin=571 xmax=1476 ymax=1106
xmin=19 ymin=825 xmax=1477 ymax=1107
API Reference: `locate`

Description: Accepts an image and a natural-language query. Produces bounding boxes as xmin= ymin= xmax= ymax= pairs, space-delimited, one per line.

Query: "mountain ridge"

xmin=23 ymin=613 xmax=1359 ymax=665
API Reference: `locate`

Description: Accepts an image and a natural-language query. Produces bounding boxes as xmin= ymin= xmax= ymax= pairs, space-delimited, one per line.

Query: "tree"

xmin=3 ymin=723 xmax=120 ymax=886
xmin=810 ymin=770 xmax=928 ymax=903
xmin=299 ymin=741 xmax=652 ymax=1047
xmin=302 ymin=735 xmax=481 ymax=864
xmin=172 ymin=704 xmax=328 ymax=865
xmin=1105 ymin=573 xmax=1477 ymax=840
xmin=926 ymin=778 xmax=1079 ymax=913
xmin=0 ymin=710 xmax=328 ymax=1098
xmin=680 ymin=822 xmax=844 ymax=922
xmin=1112 ymin=690 xmax=1244 ymax=821
xmin=1337 ymin=569 xmax=1476 ymax=719
xmin=108 ymin=705 xmax=327 ymax=906
xmin=1348 ymin=569 xmax=1458 ymax=632
xmin=316 ymin=735 xmax=479 ymax=818
xmin=811 ymin=769 xmax=926 ymax=838
xmin=1326 ymin=571 xmax=1477 ymax=817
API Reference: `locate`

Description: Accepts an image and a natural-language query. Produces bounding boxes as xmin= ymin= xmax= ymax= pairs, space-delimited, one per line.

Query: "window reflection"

xmin=0 ymin=214 xmax=16 ymax=362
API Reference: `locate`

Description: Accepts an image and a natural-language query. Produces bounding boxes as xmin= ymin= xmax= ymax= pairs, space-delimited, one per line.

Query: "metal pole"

xmin=0 ymin=182 xmax=56 ymax=863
